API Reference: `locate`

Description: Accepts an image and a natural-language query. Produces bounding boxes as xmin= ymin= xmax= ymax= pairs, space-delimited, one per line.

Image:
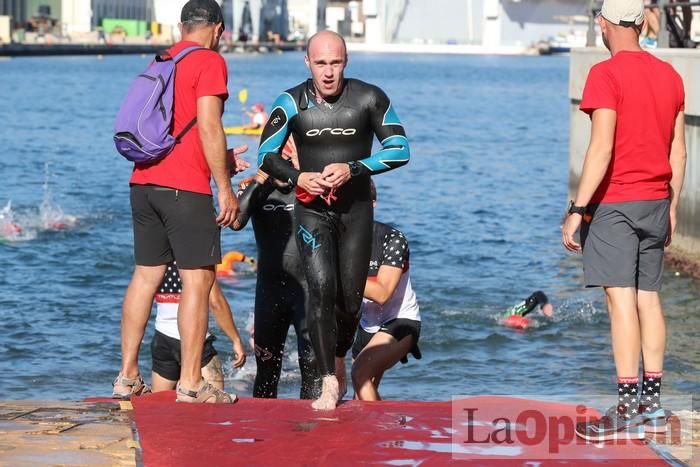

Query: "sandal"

xmin=176 ymin=380 xmax=237 ymax=404
xmin=112 ymin=374 xmax=151 ymax=400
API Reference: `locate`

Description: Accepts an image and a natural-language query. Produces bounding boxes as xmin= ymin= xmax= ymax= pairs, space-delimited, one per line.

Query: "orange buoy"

xmin=216 ymin=251 xmax=256 ymax=276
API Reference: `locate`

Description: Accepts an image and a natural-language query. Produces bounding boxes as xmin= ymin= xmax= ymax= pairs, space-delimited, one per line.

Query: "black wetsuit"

xmin=236 ymin=181 xmax=320 ymax=399
xmin=257 ymin=78 xmax=410 ymax=376
xmin=503 ymin=291 xmax=549 ymax=318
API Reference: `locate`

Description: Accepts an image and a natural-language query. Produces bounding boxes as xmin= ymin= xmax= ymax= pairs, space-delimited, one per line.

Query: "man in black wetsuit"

xmin=256 ymin=30 xmax=410 ymax=409
xmin=234 ymin=148 xmax=321 ymax=400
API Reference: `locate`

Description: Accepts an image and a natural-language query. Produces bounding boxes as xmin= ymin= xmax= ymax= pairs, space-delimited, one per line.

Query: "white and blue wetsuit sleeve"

xmin=356 ymin=89 xmax=410 ymax=175
xmin=258 ymin=92 xmax=300 ymax=185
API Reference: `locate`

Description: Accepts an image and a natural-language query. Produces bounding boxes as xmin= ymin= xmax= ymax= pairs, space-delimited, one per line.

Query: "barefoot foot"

xmin=311 ymin=375 xmax=340 ymax=410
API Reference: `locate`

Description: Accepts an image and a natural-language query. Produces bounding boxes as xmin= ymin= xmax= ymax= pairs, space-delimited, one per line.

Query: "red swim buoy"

xmin=502 ymin=315 xmax=530 ymax=329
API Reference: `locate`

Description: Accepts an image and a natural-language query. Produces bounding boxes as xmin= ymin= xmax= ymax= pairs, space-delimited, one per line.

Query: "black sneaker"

xmin=575 ymin=406 xmax=645 ymax=442
xmin=639 ymin=405 xmax=673 ymax=434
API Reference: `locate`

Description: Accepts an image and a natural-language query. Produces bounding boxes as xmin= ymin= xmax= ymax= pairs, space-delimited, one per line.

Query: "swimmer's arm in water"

xmin=364 ymin=265 xmax=403 ymax=306
xmin=209 ymin=281 xmax=246 ymax=368
xmin=354 ymin=87 xmax=411 ymax=177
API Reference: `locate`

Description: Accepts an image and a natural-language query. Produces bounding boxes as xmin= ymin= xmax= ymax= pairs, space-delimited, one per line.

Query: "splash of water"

xmin=0 ymin=200 xmax=25 ymax=241
xmin=0 ymin=165 xmax=78 ymax=243
xmin=39 ymin=163 xmax=77 ymax=230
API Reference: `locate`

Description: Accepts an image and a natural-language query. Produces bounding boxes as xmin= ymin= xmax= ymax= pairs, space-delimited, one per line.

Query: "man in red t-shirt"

xmin=561 ymin=0 xmax=687 ymax=442
xmin=114 ymin=0 xmax=247 ymax=404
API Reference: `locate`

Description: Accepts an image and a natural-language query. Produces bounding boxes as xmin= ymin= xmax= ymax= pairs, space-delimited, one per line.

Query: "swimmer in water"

xmin=501 ymin=291 xmax=553 ymax=328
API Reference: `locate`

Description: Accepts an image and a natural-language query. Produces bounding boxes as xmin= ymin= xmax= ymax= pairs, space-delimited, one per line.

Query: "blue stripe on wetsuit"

xmin=357 ymin=101 xmax=410 ymax=173
xmin=382 ymin=101 xmax=402 ymax=126
xmin=358 ymin=135 xmax=410 ymax=173
xmin=257 ymin=92 xmax=298 ymax=166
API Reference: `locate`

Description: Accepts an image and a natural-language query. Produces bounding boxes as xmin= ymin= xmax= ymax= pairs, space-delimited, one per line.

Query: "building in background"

xmin=0 ymin=0 xmax=27 ymax=27
xmin=92 ymin=0 xmax=154 ymax=29
xmin=360 ymin=0 xmax=590 ymax=50
xmin=60 ymin=0 xmax=156 ymax=35
xmin=285 ymin=0 xmax=327 ymax=41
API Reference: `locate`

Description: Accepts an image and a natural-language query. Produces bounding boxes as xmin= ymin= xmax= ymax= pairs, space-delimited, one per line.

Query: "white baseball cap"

xmin=600 ymin=0 xmax=645 ymax=26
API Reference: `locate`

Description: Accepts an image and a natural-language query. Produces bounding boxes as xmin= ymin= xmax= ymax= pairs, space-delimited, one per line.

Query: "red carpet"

xmin=130 ymin=392 xmax=667 ymax=466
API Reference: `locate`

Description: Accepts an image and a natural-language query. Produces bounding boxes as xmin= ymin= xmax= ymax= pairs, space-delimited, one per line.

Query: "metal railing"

xmin=586 ymin=0 xmax=700 ymax=48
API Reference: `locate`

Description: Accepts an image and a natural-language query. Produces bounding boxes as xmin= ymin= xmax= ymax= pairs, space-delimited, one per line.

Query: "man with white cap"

xmin=561 ymin=0 xmax=687 ymax=442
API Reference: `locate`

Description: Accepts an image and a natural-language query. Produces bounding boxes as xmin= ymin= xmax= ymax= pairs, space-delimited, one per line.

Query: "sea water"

xmin=0 ymin=52 xmax=698 ymax=404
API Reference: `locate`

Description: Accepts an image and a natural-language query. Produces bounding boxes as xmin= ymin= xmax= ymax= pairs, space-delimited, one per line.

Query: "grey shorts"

xmin=581 ymin=199 xmax=670 ymax=291
xmin=130 ymin=184 xmax=221 ymax=268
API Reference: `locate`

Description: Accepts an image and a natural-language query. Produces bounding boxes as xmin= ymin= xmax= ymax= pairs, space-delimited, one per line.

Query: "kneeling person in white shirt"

xmin=351 ymin=183 xmax=421 ymax=401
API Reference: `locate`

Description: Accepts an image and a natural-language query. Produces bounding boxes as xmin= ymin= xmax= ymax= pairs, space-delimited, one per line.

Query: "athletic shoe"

xmin=640 ymin=406 xmax=673 ymax=434
xmin=575 ymin=406 xmax=645 ymax=442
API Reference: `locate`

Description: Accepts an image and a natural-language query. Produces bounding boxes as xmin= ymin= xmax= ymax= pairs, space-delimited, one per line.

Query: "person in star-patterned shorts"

xmin=151 ymin=261 xmax=247 ymax=394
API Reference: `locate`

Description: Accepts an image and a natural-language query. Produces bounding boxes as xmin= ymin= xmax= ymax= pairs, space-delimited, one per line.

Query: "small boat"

xmin=224 ymin=126 xmax=263 ymax=136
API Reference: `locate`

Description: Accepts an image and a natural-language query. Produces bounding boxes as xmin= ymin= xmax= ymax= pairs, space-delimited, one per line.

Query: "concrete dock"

xmin=569 ymin=48 xmax=700 ymax=276
xmin=0 ymin=400 xmax=137 ymax=466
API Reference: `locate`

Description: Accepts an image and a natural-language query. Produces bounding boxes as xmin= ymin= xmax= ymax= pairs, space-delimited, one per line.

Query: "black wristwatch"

xmin=568 ymin=200 xmax=586 ymax=216
xmin=348 ymin=161 xmax=362 ymax=177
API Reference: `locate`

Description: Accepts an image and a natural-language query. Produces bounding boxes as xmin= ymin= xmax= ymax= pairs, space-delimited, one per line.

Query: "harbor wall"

xmin=569 ymin=48 xmax=700 ymax=267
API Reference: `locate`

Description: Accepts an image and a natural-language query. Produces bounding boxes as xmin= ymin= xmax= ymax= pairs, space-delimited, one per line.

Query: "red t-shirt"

xmin=580 ymin=50 xmax=684 ymax=204
xmin=130 ymin=41 xmax=229 ymax=195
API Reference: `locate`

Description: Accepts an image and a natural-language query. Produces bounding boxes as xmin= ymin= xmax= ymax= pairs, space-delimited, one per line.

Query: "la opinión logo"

xmin=454 ymin=403 xmax=681 ymax=457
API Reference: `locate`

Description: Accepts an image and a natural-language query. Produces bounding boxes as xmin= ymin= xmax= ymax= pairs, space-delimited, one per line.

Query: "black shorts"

xmin=351 ymin=318 xmax=421 ymax=359
xmin=130 ymin=184 xmax=221 ymax=268
xmin=150 ymin=330 xmax=218 ymax=381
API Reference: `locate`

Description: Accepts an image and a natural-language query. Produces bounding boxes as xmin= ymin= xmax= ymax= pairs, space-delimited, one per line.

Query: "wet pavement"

xmin=0 ymin=400 xmax=137 ymax=466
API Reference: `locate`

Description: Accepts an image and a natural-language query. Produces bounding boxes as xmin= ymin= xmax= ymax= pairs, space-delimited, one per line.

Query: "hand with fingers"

xmin=227 ymin=145 xmax=250 ymax=176
xmin=561 ymin=213 xmax=582 ymax=253
xmin=666 ymin=209 xmax=676 ymax=247
xmin=216 ymin=188 xmax=239 ymax=228
xmin=321 ymin=163 xmax=351 ymax=190
xmin=232 ymin=340 xmax=247 ymax=369
xmin=297 ymin=172 xmax=333 ymax=196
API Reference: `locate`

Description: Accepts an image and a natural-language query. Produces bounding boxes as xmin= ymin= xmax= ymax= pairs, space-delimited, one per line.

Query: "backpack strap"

xmin=172 ymin=45 xmax=207 ymax=63
xmin=168 ymin=45 xmax=207 ymax=142
xmin=175 ymin=117 xmax=198 ymax=142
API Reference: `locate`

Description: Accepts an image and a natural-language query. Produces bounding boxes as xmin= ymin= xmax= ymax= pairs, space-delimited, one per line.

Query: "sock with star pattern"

xmin=640 ymin=371 xmax=663 ymax=413
xmin=617 ymin=376 xmax=640 ymax=419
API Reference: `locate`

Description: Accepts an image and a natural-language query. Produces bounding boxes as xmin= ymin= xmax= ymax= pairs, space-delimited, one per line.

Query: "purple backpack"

xmin=114 ymin=46 xmax=204 ymax=164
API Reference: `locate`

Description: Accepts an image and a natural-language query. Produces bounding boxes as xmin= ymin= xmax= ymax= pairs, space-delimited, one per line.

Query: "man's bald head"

xmin=304 ymin=30 xmax=348 ymax=99
xmin=306 ymin=30 xmax=347 ymax=61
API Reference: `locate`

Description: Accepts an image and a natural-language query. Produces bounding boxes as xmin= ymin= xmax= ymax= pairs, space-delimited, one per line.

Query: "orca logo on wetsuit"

xmin=305 ymin=128 xmax=357 ymax=137
xmin=262 ymin=203 xmax=294 ymax=212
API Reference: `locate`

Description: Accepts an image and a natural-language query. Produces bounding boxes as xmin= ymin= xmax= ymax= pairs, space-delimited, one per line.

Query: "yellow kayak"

xmin=225 ymin=126 xmax=263 ymax=136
